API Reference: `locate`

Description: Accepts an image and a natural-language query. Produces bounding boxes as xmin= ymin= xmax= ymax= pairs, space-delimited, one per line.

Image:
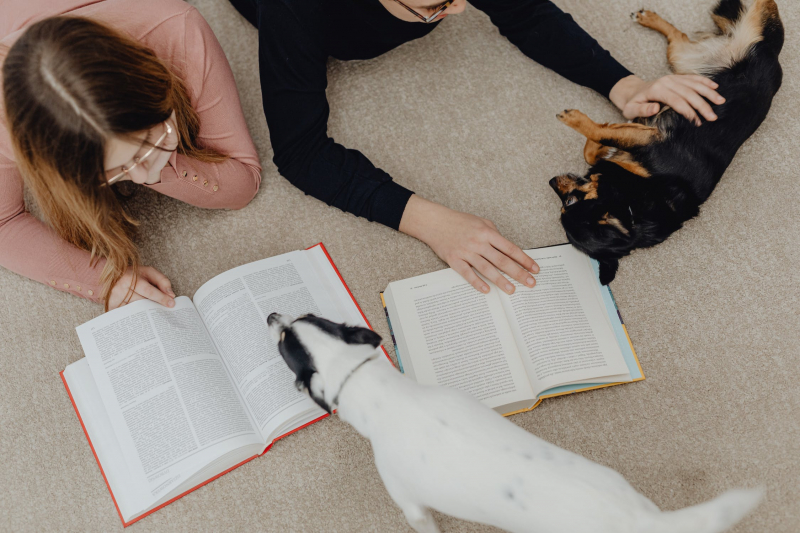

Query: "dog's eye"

xmin=565 ymin=196 xmax=578 ymax=207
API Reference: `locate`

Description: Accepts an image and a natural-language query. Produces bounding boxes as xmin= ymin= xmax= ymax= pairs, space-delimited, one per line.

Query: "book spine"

xmin=606 ymin=284 xmax=625 ymax=324
xmin=379 ymin=292 xmax=404 ymax=374
xmin=310 ymin=243 xmax=393 ymax=364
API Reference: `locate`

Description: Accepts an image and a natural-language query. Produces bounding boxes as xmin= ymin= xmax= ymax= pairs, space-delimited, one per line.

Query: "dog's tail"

xmin=639 ymin=488 xmax=764 ymax=533
xmin=712 ymin=0 xmax=783 ymax=54
xmin=712 ymin=0 xmax=746 ymax=30
xmin=755 ymin=0 xmax=785 ymax=55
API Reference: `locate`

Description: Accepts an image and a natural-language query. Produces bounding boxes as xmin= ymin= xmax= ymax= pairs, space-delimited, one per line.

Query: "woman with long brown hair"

xmin=0 ymin=0 xmax=262 ymax=310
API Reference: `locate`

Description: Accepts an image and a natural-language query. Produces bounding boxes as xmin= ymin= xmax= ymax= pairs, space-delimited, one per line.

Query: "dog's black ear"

xmin=598 ymin=258 xmax=620 ymax=285
xmin=344 ymin=326 xmax=382 ymax=347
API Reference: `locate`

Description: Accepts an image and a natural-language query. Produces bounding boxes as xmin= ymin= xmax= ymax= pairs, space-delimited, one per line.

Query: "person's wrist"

xmin=609 ymin=75 xmax=645 ymax=111
xmin=399 ymin=194 xmax=443 ymax=243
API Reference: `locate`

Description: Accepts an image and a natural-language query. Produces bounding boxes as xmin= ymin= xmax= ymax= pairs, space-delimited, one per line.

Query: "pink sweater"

xmin=0 ymin=0 xmax=262 ymax=303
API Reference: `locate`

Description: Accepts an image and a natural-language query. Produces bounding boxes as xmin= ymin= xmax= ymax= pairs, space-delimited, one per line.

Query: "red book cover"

xmin=61 ymin=243 xmax=391 ymax=527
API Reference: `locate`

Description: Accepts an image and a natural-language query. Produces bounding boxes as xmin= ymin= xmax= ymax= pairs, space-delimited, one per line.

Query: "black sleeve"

xmin=469 ymin=0 xmax=632 ymax=97
xmin=254 ymin=2 xmax=413 ymax=229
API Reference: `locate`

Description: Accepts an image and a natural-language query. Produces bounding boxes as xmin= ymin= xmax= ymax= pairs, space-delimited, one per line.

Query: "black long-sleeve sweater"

xmin=228 ymin=0 xmax=632 ymax=229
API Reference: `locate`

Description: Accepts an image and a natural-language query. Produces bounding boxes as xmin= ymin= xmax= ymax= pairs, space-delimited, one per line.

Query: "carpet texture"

xmin=1 ymin=0 xmax=798 ymax=531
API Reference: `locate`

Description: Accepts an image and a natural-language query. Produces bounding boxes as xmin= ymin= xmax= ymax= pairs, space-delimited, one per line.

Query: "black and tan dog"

xmin=550 ymin=0 xmax=783 ymax=284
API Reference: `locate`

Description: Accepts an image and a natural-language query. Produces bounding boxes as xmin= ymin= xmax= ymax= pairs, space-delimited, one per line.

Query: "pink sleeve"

xmin=0 ymin=159 xmax=105 ymax=303
xmin=146 ymin=7 xmax=262 ymax=209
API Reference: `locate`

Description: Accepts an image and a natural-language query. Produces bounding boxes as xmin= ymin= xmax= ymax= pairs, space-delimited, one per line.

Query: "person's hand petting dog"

xmin=610 ymin=74 xmax=726 ymax=126
xmin=399 ymin=195 xmax=539 ymax=295
xmin=108 ymin=266 xmax=176 ymax=310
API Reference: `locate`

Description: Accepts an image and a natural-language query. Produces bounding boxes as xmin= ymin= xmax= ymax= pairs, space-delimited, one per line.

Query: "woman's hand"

xmin=609 ymin=74 xmax=726 ymax=126
xmin=108 ymin=266 xmax=176 ymax=310
xmin=399 ymin=195 xmax=539 ymax=295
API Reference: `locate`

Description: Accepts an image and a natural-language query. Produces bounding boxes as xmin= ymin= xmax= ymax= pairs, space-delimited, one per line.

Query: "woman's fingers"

xmin=489 ymin=234 xmax=540 ymax=275
xmin=112 ymin=290 xmax=144 ymax=308
xmin=656 ymin=85 xmax=701 ymax=126
xmin=485 ymin=247 xmax=537 ymax=289
xmin=142 ymin=266 xmax=175 ymax=297
xmin=134 ymin=276 xmax=175 ymax=308
xmin=680 ymin=78 xmax=725 ymax=105
xmin=626 ymin=101 xmax=660 ymax=119
xmin=668 ymin=81 xmax=718 ymax=122
xmin=468 ymin=254 xmax=515 ymax=295
xmin=126 ymin=292 xmax=145 ymax=304
xmin=106 ymin=266 xmax=174 ymax=310
xmin=451 ymin=259 xmax=489 ymax=294
xmin=684 ymin=74 xmax=720 ymax=90
xmin=649 ymin=76 xmax=725 ymax=124
xmin=109 ymin=283 xmax=134 ymax=309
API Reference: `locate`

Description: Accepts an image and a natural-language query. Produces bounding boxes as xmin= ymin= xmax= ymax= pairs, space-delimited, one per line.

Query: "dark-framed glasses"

xmin=106 ymin=122 xmax=173 ymax=185
xmin=391 ymin=0 xmax=453 ymax=23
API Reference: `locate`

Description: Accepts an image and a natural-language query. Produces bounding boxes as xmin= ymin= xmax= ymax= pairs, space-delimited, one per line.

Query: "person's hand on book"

xmin=399 ymin=195 xmax=538 ymax=295
xmin=108 ymin=266 xmax=176 ymax=310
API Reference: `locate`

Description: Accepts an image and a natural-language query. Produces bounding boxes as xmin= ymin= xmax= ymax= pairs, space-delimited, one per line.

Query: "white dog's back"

xmin=268 ymin=314 xmax=762 ymax=533
xmin=354 ymin=365 xmax=761 ymax=533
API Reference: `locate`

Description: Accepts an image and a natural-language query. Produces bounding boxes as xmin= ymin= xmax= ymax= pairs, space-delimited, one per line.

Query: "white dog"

xmin=267 ymin=313 xmax=762 ymax=533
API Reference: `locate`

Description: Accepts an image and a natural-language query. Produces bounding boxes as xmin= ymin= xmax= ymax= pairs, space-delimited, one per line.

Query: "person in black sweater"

xmin=229 ymin=0 xmax=723 ymax=295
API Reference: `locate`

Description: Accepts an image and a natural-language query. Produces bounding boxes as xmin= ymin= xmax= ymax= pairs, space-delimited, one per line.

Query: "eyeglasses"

xmin=390 ymin=0 xmax=453 ymax=23
xmin=106 ymin=122 xmax=173 ymax=185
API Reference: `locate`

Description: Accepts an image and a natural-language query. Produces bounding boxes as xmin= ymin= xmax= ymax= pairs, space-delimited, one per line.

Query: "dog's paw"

xmin=634 ymin=9 xmax=660 ymax=27
xmin=556 ymin=109 xmax=584 ymax=127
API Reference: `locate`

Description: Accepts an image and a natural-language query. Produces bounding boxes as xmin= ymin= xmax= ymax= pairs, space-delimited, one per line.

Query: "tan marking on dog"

xmin=554 ymin=174 xmax=577 ymax=195
xmin=598 ymin=213 xmax=630 ymax=236
xmin=558 ymin=109 xmax=661 ymax=149
xmin=712 ymin=14 xmax=736 ymax=35
xmin=584 ymin=139 xmax=611 ymax=165
xmin=640 ymin=1 xmax=779 ymax=76
xmin=635 ymin=10 xmax=693 ymax=69
xmin=575 ymin=174 xmax=600 ymax=200
xmin=604 ymin=150 xmax=652 ymax=178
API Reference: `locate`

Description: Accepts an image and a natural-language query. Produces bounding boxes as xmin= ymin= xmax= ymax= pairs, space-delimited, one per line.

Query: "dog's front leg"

xmin=557 ymin=109 xmax=661 ymax=150
xmin=584 ymin=139 xmax=611 ymax=165
xmin=380 ymin=470 xmax=441 ymax=533
xmin=399 ymin=504 xmax=440 ymax=533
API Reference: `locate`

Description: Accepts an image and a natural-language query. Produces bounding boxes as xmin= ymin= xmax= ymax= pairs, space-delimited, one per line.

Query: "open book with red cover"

xmin=61 ymin=243 xmax=388 ymax=527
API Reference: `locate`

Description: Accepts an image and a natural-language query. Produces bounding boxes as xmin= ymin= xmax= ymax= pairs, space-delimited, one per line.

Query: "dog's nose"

xmin=267 ymin=313 xmax=281 ymax=326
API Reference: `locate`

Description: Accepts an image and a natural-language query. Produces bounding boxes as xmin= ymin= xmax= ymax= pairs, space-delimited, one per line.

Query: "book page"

xmin=498 ymin=245 xmax=631 ymax=396
xmin=62 ymin=359 xmax=141 ymax=522
xmin=192 ymin=250 xmax=352 ymax=442
xmin=385 ymin=268 xmax=535 ymax=410
xmin=75 ymin=297 xmax=263 ymax=513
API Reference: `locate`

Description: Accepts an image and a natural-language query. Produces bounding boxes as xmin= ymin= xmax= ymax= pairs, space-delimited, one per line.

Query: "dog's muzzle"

xmin=267 ymin=312 xmax=281 ymax=327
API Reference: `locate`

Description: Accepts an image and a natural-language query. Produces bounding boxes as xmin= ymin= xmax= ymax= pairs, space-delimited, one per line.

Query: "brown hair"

xmin=2 ymin=16 xmax=226 ymax=309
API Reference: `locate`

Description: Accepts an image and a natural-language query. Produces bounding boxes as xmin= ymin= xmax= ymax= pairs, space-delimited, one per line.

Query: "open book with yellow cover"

xmin=381 ymin=244 xmax=643 ymax=416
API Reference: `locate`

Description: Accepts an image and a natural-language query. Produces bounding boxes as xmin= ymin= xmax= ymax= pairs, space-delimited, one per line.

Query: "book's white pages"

xmin=501 ymin=245 xmax=631 ymax=397
xmin=72 ymin=297 xmax=264 ymax=522
xmin=192 ymin=247 xmax=367 ymax=442
xmin=66 ymin=245 xmax=377 ymax=523
xmin=384 ymin=244 xmax=632 ymax=413
xmin=383 ymin=267 xmax=537 ymax=412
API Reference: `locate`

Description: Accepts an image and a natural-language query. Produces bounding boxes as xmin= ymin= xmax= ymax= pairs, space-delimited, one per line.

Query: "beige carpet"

xmin=2 ymin=0 xmax=798 ymax=531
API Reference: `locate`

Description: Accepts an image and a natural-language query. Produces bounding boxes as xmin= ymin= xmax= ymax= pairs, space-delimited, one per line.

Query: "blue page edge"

xmin=538 ymin=258 xmax=642 ymax=397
